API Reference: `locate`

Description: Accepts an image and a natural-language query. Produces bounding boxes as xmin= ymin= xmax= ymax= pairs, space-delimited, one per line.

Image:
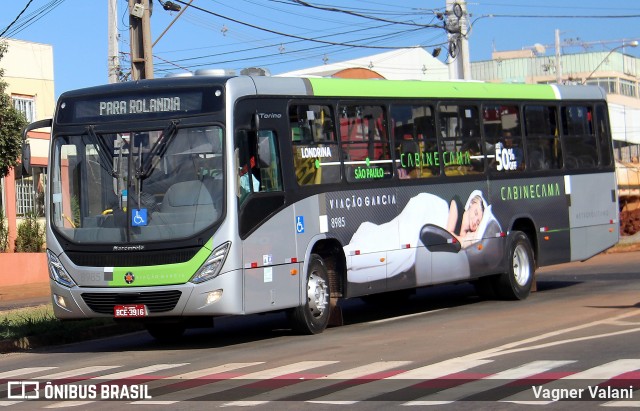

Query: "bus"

xmin=23 ymin=75 xmax=619 ymax=340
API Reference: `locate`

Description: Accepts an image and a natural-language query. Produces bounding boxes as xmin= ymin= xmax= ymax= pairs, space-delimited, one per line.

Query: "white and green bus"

xmin=24 ymin=75 xmax=619 ymax=340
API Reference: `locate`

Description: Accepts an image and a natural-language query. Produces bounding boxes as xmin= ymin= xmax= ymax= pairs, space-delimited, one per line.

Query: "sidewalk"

xmin=0 ymin=282 xmax=50 ymax=311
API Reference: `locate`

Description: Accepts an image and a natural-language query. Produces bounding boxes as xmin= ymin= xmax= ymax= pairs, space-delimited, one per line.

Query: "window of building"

xmin=14 ymin=166 xmax=46 ymax=217
xmin=289 ymin=104 xmax=340 ymax=185
xmin=339 ymin=104 xmax=392 ymax=182
xmin=12 ymin=95 xmax=37 ymax=123
xmin=390 ymin=104 xmax=438 ymax=178
xmin=524 ymin=105 xmax=563 ymax=170
xmin=620 ymin=79 xmax=637 ymax=98
xmin=438 ymin=103 xmax=484 ymax=176
xmin=561 ymin=105 xmax=598 ymax=169
xmin=584 ymin=78 xmax=617 ymax=94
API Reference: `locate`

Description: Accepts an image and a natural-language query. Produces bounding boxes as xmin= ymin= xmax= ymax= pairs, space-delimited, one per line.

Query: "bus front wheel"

xmin=495 ymin=231 xmax=534 ymax=300
xmin=288 ymin=254 xmax=331 ymax=334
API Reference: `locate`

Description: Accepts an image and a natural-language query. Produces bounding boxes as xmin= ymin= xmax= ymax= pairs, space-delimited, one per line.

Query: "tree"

xmin=0 ymin=41 xmax=27 ymax=179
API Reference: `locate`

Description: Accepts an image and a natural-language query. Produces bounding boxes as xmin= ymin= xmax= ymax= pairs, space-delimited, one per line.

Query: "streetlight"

xmin=582 ymin=40 xmax=639 ymax=84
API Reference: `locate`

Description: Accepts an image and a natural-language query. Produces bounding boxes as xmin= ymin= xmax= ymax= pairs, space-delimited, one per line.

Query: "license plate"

xmin=114 ymin=304 xmax=147 ymax=318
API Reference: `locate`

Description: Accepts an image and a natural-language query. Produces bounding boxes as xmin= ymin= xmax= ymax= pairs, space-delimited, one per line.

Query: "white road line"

xmin=308 ymin=358 xmax=492 ymax=403
xmin=38 ymin=365 xmax=123 ymax=380
xmin=0 ymin=366 xmax=122 ymax=407
xmin=403 ymin=360 xmax=575 ymax=406
xmin=368 ymin=309 xmax=446 ymax=325
xmin=501 ymin=359 xmax=640 ymax=405
xmin=130 ymin=363 xmax=265 ymax=405
xmin=0 ymin=367 xmax=57 ymax=378
xmin=221 ymin=361 xmax=413 ymax=407
xmin=461 ymin=310 xmax=640 ymax=362
xmin=230 ymin=361 xmax=338 ymax=380
xmin=0 ymin=367 xmax=59 ymax=407
xmin=136 ymin=361 xmax=338 ymax=404
xmin=387 ymin=358 xmax=493 ymax=380
xmin=44 ymin=363 xmax=188 ymax=408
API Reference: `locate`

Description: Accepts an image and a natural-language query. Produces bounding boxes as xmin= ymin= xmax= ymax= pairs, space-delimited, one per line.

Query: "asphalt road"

xmin=1 ymin=251 xmax=639 ymax=410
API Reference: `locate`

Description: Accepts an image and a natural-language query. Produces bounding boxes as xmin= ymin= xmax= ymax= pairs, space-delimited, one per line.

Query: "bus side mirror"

xmin=21 ymin=118 xmax=52 ymax=177
xmin=21 ymin=142 xmax=31 ymax=177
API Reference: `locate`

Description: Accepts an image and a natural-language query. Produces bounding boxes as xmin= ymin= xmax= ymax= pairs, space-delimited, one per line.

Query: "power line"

xmin=0 ymin=0 xmax=34 ymax=38
xmin=0 ymin=0 xmax=66 ymax=39
xmin=482 ymin=13 xmax=640 ymax=19
xmin=172 ymin=0 xmax=442 ymax=50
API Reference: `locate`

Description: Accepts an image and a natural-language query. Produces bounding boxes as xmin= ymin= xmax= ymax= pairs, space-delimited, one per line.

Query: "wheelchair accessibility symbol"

xmin=295 ymin=216 xmax=304 ymax=234
xmin=132 ymin=209 xmax=148 ymax=227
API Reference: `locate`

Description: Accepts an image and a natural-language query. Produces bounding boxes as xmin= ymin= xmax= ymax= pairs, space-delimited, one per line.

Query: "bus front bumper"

xmin=49 ymin=270 xmax=245 ymax=320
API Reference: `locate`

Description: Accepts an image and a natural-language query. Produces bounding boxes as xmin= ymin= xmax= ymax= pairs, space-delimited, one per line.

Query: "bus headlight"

xmin=190 ymin=242 xmax=231 ymax=284
xmin=46 ymin=250 xmax=76 ymax=288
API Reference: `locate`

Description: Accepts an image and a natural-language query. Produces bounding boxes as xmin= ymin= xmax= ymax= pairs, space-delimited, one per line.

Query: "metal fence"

xmin=15 ymin=180 xmax=36 ymax=216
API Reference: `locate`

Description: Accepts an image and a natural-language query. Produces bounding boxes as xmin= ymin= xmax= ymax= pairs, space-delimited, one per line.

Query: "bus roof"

xmin=58 ymin=75 xmax=607 ymax=103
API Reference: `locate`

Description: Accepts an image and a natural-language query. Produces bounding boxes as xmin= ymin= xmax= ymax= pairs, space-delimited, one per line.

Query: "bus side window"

xmin=596 ymin=104 xmax=612 ymax=166
xmin=561 ymin=105 xmax=597 ymax=169
xmin=235 ymin=129 xmax=283 ymax=202
xmin=438 ymin=103 xmax=484 ymax=176
xmin=482 ymin=104 xmax=523 ymax=172
xmin=390 ymin=104 xmax=438 ymax=178
xmin=289 ymin=104 xmax=340 ymax=186
xmin=257 ymin=130 xmax=282 ymax=192
xmin=339 ymin=104 xmax=392 ymax=183
xmin=524 ymin=105 xmax=562 ymax=171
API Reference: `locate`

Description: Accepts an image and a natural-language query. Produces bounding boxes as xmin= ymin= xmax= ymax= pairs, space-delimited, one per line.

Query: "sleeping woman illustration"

xmin=445 ymin=190 xmax=487 ymax=246
xmin=343 ymin=190 xmax=496 ymax=282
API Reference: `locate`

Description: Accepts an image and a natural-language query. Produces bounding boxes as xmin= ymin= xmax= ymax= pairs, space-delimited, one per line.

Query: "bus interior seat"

xmin=152 ymin=180 xmax=217 ymax=226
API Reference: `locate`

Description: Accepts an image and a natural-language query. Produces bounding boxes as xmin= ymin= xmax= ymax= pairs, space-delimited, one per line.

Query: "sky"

xmin=1 ymin=0 xmax=639 ymax=99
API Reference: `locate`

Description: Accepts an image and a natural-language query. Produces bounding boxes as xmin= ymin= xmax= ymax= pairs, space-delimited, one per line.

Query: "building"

xmin=471 ymin=46 xmax=640 ymax=161
xmin=278 ymin=47 xmax=449 ymax=81
xmin=0 ymin=38 xmax=54 ymax=251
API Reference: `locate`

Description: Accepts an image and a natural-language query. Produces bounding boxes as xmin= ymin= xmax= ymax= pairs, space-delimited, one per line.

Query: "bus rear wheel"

xmin=288 ymin=254 xmax=331 ymax=334
xmin=495 ymin=231 xmax=534 ymax=300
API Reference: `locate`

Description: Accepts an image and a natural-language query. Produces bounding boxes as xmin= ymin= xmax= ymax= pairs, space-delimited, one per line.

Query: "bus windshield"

xmin=50 ymin=124 xmax=224 ymax=244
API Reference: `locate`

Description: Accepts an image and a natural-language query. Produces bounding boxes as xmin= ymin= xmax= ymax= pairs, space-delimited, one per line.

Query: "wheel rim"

xmin=512 ymin=243 xmax=531 ymax=286
xmin=307 ymin=272 xmax=328 ymax=318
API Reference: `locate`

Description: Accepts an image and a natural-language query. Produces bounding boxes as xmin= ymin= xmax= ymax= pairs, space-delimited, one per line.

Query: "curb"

xmin=0 ymin=323 xmax=144 ymax=353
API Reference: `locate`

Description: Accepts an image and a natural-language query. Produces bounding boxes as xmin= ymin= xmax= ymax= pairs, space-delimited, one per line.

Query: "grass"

xmin=0 ymin=304 xmax=141 ymax=349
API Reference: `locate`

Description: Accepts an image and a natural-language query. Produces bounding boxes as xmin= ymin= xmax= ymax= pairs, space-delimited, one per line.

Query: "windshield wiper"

xmin=136 ymin=120 xmax=180 ymax=180
xmin=86 ymin=125 xmax=118 ymax=178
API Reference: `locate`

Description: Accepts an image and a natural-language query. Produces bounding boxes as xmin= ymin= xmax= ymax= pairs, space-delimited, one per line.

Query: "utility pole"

xmin=555 ymin=29 xmax=562 ymax=84
xmin=446 ymin=0 xmax=471 ymax=80
xmin=108 ymin=0 xmax=120 ymax=83
xmin=129 ymin=0 xmax=154 ymax=80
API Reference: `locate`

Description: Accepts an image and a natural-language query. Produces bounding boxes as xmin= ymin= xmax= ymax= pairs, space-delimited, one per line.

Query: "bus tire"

xmin=288 ymin=254 xmax=331 ymax=335
xmin=495 ymin=231 xmax=534 ymax=300
xmin=145 ymin=322 xmax=186 ymax=342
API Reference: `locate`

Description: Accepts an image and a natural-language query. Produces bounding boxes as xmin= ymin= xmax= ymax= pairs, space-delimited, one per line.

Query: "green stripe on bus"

xmin=307 ymin=78 xmax=558 ymax=100
xmin=110 ymin=237 xmax=214 ymax=286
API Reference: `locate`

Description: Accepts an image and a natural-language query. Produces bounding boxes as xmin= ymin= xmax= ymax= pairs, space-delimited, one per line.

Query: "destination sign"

xmin=57 ymin=87 xmax=223 ymax=124
xmin=99 ymin=97 xmax=182 ymax=116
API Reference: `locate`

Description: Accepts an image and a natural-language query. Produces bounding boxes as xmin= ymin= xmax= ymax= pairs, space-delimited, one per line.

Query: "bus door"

xmin=235 ymin=99 xmax=298 ymax=313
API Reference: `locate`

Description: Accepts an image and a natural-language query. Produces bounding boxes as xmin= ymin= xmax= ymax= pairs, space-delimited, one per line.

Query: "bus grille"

xmin=81 ymin=290 xmax=182 ymax=314
xmin=66 ymin=248 xmax=200 ymax=267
